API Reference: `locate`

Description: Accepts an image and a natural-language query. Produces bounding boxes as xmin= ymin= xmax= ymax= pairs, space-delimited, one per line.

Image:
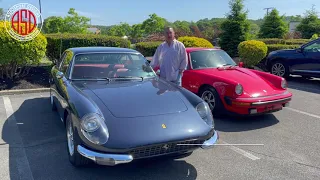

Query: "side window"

xmin=59 ymin=50 xmax=73 ymax=75
xmin=304 ymin=41 xmax=320 ymax=52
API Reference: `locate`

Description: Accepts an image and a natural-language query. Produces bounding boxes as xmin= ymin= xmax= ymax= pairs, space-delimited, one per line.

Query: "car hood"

xmin=76 ymin=79 xmax=188 ymax=118
xmin=199 ymin=67 xmax=279 ymax=97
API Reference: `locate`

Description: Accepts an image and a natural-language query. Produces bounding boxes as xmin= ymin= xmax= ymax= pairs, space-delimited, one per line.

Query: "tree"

xmin=0 ymin=8 xmax=4 ymax=20
xmin=248 ymin=22 xmax=260 ymax=39
xmin=42 ymin=16 xmax=64 ymax=33
xmin=141 ymin=13 xmax=166 ymax=35
xmin=258 ymin=9 xmax=288 ymax=38
xmin=130 ymin=24 xmax=144 ymax=41
xmin=173 ymin=21 xmax=192 ymax=36
xmin=62 ymin=8 xmax=91 ymax=33
xmin=42 ymin=8 xmax=90 ymax=34
xmin=296 ymin=5 xmax=320 ymax=39
xmin=106 ymin=22 xmax=132 ymax=37
xmin=219 ymin=0 xmax=250 ymax=57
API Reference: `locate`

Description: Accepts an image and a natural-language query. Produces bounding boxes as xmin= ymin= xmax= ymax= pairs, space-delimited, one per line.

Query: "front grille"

xmin=128 ymin=139 xmax=205 ymax=159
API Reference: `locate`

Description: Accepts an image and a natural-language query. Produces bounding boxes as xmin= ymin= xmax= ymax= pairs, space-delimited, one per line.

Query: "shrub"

xmin=135 ymin=41 xmax=162 ymax=57
xmin=256 ymin=38 xmax=310 ymax=45
xmin=311 ymin=34 xmax=319 ymax=40
xmin=177 ymin=36 xmax=214 ymax=48
xmin=45 ymin=33 xmax=131 ymax=64
xmin=266 ymin=44 xmax=300 ymax=54
xmin=0 ymin=21 xmax=47 ymax=79
xmin=238 ymin=40 xmax=268 ymax=67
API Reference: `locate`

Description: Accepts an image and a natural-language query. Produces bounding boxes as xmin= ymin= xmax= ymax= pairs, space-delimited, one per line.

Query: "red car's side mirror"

xmin=238 ymin=62 xmax=244 ymax=67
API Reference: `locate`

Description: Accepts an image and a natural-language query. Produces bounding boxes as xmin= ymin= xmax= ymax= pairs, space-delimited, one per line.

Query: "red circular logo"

xmin=5 ymin=3 xmax=43 ymax=41
xmin=11 ymin=9 xmax=37 ymax=36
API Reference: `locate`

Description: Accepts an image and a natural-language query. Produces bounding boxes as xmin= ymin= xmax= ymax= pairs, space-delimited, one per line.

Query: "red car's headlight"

xmin=281 ymin=78 xmax=287 ymax=89
xmin=235 ymin=84 xmax=243 ymax=95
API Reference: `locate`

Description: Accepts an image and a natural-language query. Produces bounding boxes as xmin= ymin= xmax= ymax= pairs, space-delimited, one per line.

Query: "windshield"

xmin=190 ymin=50 xmax=237 ymax=69
xmin=71 ymin=52 xmax=156 ymax=79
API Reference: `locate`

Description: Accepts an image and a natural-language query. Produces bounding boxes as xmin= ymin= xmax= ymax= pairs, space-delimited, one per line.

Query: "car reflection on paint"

xmin=49 ymin=47 xmax=218 ymax=167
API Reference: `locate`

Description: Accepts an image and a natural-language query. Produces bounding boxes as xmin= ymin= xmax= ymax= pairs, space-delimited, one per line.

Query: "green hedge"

xmin=266 ymin=44 xmax=300 ymax=54
xmin=45 ymin=33 xmax=131 ymax=64
xmin=256 ymin=38 xmax=310 ymax=45
xmin=178 ymin=36 xmax=214 ymax=48
xmin=238 ymin=40 xmax=268 ymax=67
xmin=135 ymin=41 xmax=162 ymax=57
xmin=135 ymin=36 xmax=214 ymax=57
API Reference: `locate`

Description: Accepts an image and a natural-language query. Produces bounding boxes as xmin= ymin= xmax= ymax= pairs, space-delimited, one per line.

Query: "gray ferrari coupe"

xmin=49 ymin=47 xmax=219 ymax=167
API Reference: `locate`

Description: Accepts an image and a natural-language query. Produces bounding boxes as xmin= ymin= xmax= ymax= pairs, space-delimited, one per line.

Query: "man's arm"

xmin=178 ymin=43 xmax=188 ymax=74
xmin=150 ymin=45 xmax=161 ymax=70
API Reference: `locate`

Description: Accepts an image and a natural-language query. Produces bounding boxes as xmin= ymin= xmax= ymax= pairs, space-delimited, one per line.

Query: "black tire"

xmin=270 ymin=61 xmax=289 ymax=78
xmin=199 ymin=86 xmax=224 ymax=116
xmin=66 ymin=114 xmax=91 ymax=167
xmin=50 ymin=90 xmax=57 ymax=111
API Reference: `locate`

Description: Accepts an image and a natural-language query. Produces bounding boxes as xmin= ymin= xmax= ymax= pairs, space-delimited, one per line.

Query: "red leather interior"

xmin=72 ymin=64 xmax=129 ymax=78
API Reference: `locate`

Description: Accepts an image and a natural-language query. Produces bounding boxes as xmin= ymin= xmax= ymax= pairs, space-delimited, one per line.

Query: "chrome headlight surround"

xmin=235 ymin=83 xmax=243 ymax=95
xmin=281 ymin=78 xmax=287 ymax=89
xmin=196 ymin=102 xmax=214 ymax=128
xmin=80 ymin=113 xmax=109 ymax=145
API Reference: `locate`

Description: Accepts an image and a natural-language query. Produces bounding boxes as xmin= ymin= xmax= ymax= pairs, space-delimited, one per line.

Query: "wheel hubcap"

xmin=271 ymin=63 xmax=285 ymax=77
xmin=67 ymin=120 xmax=74 ymax=156
xmin=201 ymin=91 xmax=215 ymax=110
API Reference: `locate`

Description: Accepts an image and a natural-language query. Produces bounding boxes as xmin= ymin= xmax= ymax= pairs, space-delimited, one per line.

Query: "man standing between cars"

xmin=150 ymin=27 xmax=188 ymax=86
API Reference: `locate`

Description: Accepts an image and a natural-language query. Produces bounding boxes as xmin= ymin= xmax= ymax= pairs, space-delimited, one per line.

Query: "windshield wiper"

xmin=110 ymin=76 xmax=144 ymax=81
xmin=73 ymin=76 xmax=111 ymax=81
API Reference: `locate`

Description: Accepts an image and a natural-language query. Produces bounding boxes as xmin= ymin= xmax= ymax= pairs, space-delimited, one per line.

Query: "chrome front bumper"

xmin=77 ymin=130 xmax=219 ymax=166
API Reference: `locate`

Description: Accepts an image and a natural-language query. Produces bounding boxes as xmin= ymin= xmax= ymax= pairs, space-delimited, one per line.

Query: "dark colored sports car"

xmin=265 ymin=38 xmax=320 ymax=78
xmin=49 ymin=47 xmax=218 ymax=167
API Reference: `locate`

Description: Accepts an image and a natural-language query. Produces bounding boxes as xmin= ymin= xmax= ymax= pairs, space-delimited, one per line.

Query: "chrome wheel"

xmin=201 ymin=90 xmax=216 ymax=110
xmin=271 ymin=63 xmax=285 ymax=77
xmin=67 ymin=120 xmax=74 ymax=156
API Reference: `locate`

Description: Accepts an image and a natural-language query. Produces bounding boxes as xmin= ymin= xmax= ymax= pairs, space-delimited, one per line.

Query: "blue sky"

xmin=1 ymin=0 xmax=319 ymax=25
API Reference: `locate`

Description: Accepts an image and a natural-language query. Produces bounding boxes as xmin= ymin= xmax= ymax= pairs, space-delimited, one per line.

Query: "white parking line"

xmin=285 ymin=107 xmax=320 ymax=119
xmin=219 ymin=140 xmax=261 ymax=161
xmin=3 ymin=96 xmax=34 ymax=180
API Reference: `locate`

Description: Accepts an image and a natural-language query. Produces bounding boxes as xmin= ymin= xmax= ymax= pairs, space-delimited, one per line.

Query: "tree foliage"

xmin=0 ymin=8 xmax=4 ymax=20
xmin=296 ymin=5 xmax=320 ymax=39
xmin=259 ymin=9 xmax=288 ymax=38
xmin=0 ymin=21 xmax=47 ymax=79
xmin=219 ymin=0 xmax=250 ymax=57
xmin=141 ymin=13 xmax=166 ymax=35
xmin=43 ymin=8 xmax=90 ymax=34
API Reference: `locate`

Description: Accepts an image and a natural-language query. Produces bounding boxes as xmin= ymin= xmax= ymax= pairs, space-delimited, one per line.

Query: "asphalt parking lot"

xmin=0 ymin=76 xmax=320 ymax=180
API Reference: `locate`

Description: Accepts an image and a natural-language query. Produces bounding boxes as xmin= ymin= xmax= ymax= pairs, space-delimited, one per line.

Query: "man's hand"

xmin=179 ymin=69 xmax=184 ymax=74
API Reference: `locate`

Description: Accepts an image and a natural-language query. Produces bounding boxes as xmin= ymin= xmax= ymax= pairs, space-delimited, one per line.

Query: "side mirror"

xmin=238 ymin=62 xmax=244 ymax=67
xmin=56 ymin=71 xmax=64 ymax=79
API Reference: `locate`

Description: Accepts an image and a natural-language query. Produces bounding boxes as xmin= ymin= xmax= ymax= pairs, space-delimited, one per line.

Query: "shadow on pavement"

xmin=214 ymin=114 xmax=279 ymax=132
xmin=2 ymin=97 xmax=197 ymax=180
xmin=287 ymin=76 xmax=320 ymax=94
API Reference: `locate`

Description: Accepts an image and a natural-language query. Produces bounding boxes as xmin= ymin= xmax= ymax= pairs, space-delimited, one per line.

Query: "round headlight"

xmin=235 ymin=84 xmax=243 ymax=95
xmin=81 ymin=113 xmax=109 ymax=145
xmin=81 ymin=113 xmax=101 ymax=132
xmin=281 ymin=78 xmax=287 ymax=89
xmin=196 ymin=102 xmax=214 ymax=128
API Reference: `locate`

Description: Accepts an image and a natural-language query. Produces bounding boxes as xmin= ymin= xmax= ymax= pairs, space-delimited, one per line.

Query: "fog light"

xmin=249 ymin=109 xmax=257 ymax=114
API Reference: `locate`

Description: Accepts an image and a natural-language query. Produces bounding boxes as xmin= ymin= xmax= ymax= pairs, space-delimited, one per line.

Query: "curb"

xmin=0 ymin=88 xmax=50 ymax=96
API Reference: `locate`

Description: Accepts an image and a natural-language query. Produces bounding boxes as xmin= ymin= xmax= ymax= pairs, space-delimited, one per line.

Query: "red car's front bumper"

xmin=223 ymin=91 xmax=292 ymax=115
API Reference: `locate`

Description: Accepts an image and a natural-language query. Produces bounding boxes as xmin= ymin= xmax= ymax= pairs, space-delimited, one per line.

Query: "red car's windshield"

xmin=190 ymin=50 xmax=237 ymax=69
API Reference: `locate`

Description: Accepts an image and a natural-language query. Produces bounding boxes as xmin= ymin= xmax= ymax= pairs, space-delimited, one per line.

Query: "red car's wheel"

xmin=199 ymin=86 xmax=224 ymax=115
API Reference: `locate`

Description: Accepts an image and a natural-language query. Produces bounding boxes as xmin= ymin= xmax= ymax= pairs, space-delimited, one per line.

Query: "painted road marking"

xmin=285 ymin=107 xmax=320 ymax=119
xmin=219 ymin=140 xmax=261 ymax=161
xmin=3 ymin=96 xmax=34 ymax=180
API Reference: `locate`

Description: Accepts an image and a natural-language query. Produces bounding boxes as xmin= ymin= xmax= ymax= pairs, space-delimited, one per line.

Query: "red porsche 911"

xmin=180 ymin=48 xmax=292 ymax=116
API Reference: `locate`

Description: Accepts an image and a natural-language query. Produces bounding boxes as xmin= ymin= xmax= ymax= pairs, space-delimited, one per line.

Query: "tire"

xmin=199 ymin=86 xmax=224 ymax=116
xmin=270 ymin=61 xmax=289 ymax=78
xmin=66 ymin=114 xmax=91 ymax=167
xmin=50 ymin=90 xmax=57 ymax=111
